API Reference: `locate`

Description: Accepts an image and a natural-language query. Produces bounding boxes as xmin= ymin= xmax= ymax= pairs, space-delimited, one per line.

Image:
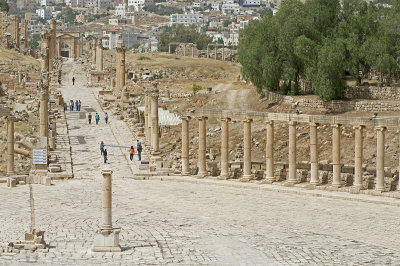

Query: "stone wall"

xmin=345 ymin=86 xmax=400 ymax=100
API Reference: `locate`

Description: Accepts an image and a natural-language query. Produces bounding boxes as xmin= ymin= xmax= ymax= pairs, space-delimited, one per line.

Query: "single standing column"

xmin=39 ymin=88 xmax=49 ymax=138
xmin=49 ymin=19 xmax=56 ymax=71
xmin=7 ymin=117 xmax=15 ymax=175
xmin=214 ymin=45 xmax=217 ymax=60
xmin=287 ymin=121 xmax=297 ymax=183
xmin=147 ymin=90 xmax=152 ymax=146
xmin=376 ymin=126 xmax=386 ymax=191
xmin=96 ymin=44 xmax=103 ymax=71
xmin=181 ymin=117 xmax=190 ymax=175
xmin=151 ymin=89 xmax=159 ymax=153
xmin=332 ymin=124 xmax=341 ymax=187
xmin=207 ymin=45 xmax=209 ymax=58
xmin=354 ymin=125 xmax=364 ymax=189
xmin=92 ymin=38 xmax=97 ymax=65
xmin=115 ymin=40 xmax=126 ymax=91
xmin=168 ymin=44 xmax=171 ymax=54
xmin=41 ymin=30 xmax=50 ymax=73
xmin=191 ymin=46 xmax=195 ymax=58
xmin=197 ymin=116 xmax=208 ymax=178
xmin=222 ymin=46 xmax=225 ymax=61
xmin=241 ymin=118 xmax=253 ymax=181
xmin=264 ymin=120 xmax=275 ymax=182
xmin=102 ymin=169 xmax=113 ymax=229
xmin=144 ymin=91 xmax=151 ymax=144
xmin=219 ymin=117 xmax=230 ymax=180
xmin=309 ymin=122 xmax=319 ymax=185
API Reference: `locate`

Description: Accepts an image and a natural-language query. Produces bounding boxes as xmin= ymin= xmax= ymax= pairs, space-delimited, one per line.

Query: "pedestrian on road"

xmin=100 ymin=141 xmax=105 ymax=155
xmin=78 ymin=100 xmax=82 ymax=111
xmin=137 ymin=140 xmax=142 ymax=161
xmin=75 ymin=100 xmax=79 ymax=111
xmin=105 ymin=112 xmax=109 ymax=124
xmin=63 ymin=102 xmax=67 ymax=111
xmin=72 ymin=77 xmax=75 ymax=85
xmin=129 ymin=146 xmax=135 ymax=161
xmin=88 ymin=113 xmax=92 ymax=124
xmin=69 ymin=100 xmax=74 ymax=111
xmin=103 ymin=149 xmax=108 ymax=164
xmin=58 ymin=78 xmax=61 ymax=85
xmin=95 ymin=113 xmax=100 ymax=124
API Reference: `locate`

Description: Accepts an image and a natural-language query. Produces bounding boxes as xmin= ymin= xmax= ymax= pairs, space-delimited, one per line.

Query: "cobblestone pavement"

xmin=1 ymin=61 xmax=400 ymax=265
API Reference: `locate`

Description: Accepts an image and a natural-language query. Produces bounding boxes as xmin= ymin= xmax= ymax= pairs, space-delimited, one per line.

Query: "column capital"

xmin=309 ymin=122 xmax=319 ymax=127
xmin=243 ymin=118 xmax=253 ymax=123
xmin=288 ymin=121 xmax=297 ymax=126
xmin=376 ymin=126 xmax=387 ymax=132
xmin=7 ymin=116 xmax=15 ymax=122
xmin=353 ymin=125 xmax=365 ymax=130
xmin=265 ymin=119 xmax=274 ymax=125
xmin=101 ymin=169 xmax=113 ymax=176
xmin=197 ymin=116 xmax=208 ymax=121
xmin=220 ymin=117 xmax=231 ymax=122
xmin=181 ymin=116 xmax=191 ymax=121
xmin=331 ymin=123 xmax=341 ymax=129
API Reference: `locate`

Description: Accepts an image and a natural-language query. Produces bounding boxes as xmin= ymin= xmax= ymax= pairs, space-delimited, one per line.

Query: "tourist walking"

xmin=75 ymin=100 xmax=79 ymax=111
xmin=78 ymin=100 xmax=82 ymax=111
xmin=72 ymin=77 xmax=75 ymax=85
xmin=100 ymin=141 xmax=104 ymax=155
xmin=69 ymin=100 xmax=74 ymax=111
xmin=88 ymin=113 xmax=92 ymax=124
xmin=95 ymin=113 xmax=100 ymax=124
xmin=103 ymin=149 xmax=108 ymax=164
xmin=137 ymin=140 xmax=142 ymax=161
xmin=129 ymin=146 xmax=135 ymax=161
xmin=105 ymin=112 xmax=109 ymax=124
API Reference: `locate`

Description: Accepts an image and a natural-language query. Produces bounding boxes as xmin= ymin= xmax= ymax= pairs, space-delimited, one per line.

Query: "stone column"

xmin=310 ymin=122 xmax=319 ymax=185
xmin=92 ymin=38 xmax=97 ymax=65
xmin=197 ymin=116 xmax=208 ymax=178
xmin=376 ymin=126 xmax=386 ymax=191
xmin=219 ymin=117 xmax=230 ymax=180
xmin=168 ymin=44 xmax=171 ymax=54
xmin=222 ymin=46 xmax=225 ymax=61
xmin=332 ymin=124 xmax=341 ymax=187
xmin=241 ymin=118 xmax=253 ymax=181
xmin=96 ymin=44 xmax=103 ymax=72
xmin=354 ymin=125 xmax=364 ymax=189
xmin=93 ymin=169 xmax=121 ymax=252
xmin=181 ymin=117 xmax=190 ymax=175
xmin=41 ymin=30 xmax=50 ymax=73
xmin=287 ymin=121 xmax=297 ymax=183
xmin=7 ymin=117 xmax=15 ymax=176
xmin=207 ymin=45 xmax=209 ymax=58
xmin=39 ymin=87 xmax=49 ymax=138
xmin=49 ymin=19 xmax=56 ymax=71
xmin=147 ymin=90 xmax=152 ymax=146
xmin=144 ymin=91 xmax=151 ymax=144
xmin=151 ymin=89 xmax=159 ymax=153
xmin=264 ymin=120 xmax=274 ymax=182
xmin=115 ymin=40 xmax=126 ymax=91
xmin=214 ymin=45 xmax=217 ymax=60
xmin=191 ymin=46 xmax=195 ymax=58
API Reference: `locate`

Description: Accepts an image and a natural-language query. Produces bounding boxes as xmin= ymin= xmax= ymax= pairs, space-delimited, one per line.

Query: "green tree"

xmin=0 ymin=0 xmax=9 ymax=12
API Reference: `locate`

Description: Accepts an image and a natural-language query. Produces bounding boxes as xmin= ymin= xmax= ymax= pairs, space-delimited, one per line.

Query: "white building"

xmin=170 ymin=13 xmax=203 ymax=26
xmin=98 ymin=0 xmax=113 ymax=9
xmin=127 ymin=0 xmax=152 ymax=11
xmin=40 ymin=0 xmax=54 ymax=6
xmin=243 ymin=0 xmax=260 ymax=6
xmin=102 ymin=29 xmax=120 ymax=50
xmin=221 ymin=0 xmax=240 ymax=14
xmin=36 ymin=8 xmax=52 ymax=20
xmin=66 ymin=0 xmax=85 ymax=7
xmin=115 ymin=4 xmax=126 ymax=16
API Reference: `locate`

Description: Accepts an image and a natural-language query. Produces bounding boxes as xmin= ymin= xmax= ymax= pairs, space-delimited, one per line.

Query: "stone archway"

xmin=60 ymin=42 xmax=70 ymax=58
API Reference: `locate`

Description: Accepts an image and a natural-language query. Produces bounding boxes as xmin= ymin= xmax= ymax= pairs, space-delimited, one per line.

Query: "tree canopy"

xmin=238 ymin=0 xmax=400 ymax=101
xmin=158 ymin=24 xmax=213 ymax=52
xmin=0 ymin=0 xmax=9 ymax=12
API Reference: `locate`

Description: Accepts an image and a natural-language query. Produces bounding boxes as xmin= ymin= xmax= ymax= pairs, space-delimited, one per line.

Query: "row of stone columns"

xmin=206 ymin=45 xmax=225 ymax=60
xmin=181 ymin=117 xmax=389 ymax=190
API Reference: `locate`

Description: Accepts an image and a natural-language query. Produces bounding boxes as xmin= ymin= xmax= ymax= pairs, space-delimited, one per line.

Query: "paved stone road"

xmin=1 ymin=61 xmax=400 ymax=265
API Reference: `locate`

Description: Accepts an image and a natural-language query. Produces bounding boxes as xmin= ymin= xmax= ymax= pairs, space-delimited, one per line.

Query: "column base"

xmin=240 ymin=175 xmax=253 ymax=182
xmin=286 ymin=179 xmax=298 ymax=184
xmin=261 ymin=177 xmax=275 ymax=184
xmin=92 ymin=228 xmax=121 ymax=252
xmin=181 ymin=172 xmax=190 ymax=176
xmin=6 ymin=171 xmax=15 ymax=176
xmin=196 ymin=172 xmax=207 ymax=179
xmin=218 ymin=174 xmax=230 ymax=180
xmin=309 ymin=181 xmax=320 ymax=186
xmin=375 ymin=186 xmax=385 ymax=191
xmin=353 ymin=184 xmax=364 ymax=190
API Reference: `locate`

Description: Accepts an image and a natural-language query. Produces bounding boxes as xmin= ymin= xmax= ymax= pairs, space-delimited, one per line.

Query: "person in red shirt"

xmin=129 ymin=146 xmax=135 ymax=161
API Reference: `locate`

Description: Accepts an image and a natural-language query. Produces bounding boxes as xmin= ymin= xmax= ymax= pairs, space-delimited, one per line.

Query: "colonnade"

xmin=181 ymin=111 xmax=394 ymax=191
xmin=143 ymin=88 xmax=160 ymax=155
xmin=207 ymin=43 xmax=225 ymax=60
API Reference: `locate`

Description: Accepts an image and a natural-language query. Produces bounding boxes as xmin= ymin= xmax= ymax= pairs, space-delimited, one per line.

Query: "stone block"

xmin=297 ymin=161 xmax=310 ymax=170
xmin=319 ymin=171 xmax=329 ymax=184
xmin=342 ymin=165 xmax=354 ymax=174
xmin=42 ymin=176 xmax=51 ymax=186
xmin=92 ymin=229 xmax=121 ymax=252
xmin=8 ymin=178 xmax=16 ymax=187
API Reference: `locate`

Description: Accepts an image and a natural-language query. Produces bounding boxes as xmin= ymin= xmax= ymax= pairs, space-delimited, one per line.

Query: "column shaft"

xmin=181 ymin=118 xmax=190 ymax=175
xmin=151 ymin=91 xmax=159 ymax=152
xmin=332 ymin=124 xmax=341 ymax=187
xmin=242 ymin=119 xmax=252 ymax=180
xmin=39 ymin=91 xmax=49 ymax=138
xmin=354 ymin=125 xmax=364 ymax=188
xmin=7 ymin=118 xmax=14 ymax=175
xmin=101 ymin=170 xmax=113 ymax=230
xmin=310 ymin=123 xmax=319 ymax=185
xmin=197 ymin=117 xmax=207 ymax=177
xmin=265 ymin=120 xmax=274 ymax=181
xmin=376 ymin=127 xmax=386 ymax=191
xmin=219 ymin=118 xmax=230 ymax=179
xmin=288 ymin=121 xmax=297 ymax=183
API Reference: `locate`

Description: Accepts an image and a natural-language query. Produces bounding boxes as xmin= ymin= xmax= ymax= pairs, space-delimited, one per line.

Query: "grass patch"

xmin=175 ymin=57 xmax=180 ymax=60
xmin=138 ymin=56 xmax=151 ymax=61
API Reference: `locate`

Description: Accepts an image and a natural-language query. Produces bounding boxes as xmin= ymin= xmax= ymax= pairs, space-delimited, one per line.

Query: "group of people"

xmin=100 ymin=140 xmax=143 ymax=164
xmin=88 ymin=112 xmax=108 ymax=125
xmin=69 ymin=100 xmax=82 ymax=111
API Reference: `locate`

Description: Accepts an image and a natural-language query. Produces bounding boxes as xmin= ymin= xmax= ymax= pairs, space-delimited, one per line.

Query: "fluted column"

xmin=151 ymin=89 xmax=159 ymax=153
xmin=332 ymin=124 xmax=341 ymax=187
xmin=287 ymin=121 xmax=297 ymax=183
xmin=241 ymin=118 xmax=253 ymax=181
xmin=197 ymin=116 xmax=208 ymax=178
xmin=264 ymin=120 xmax=274 ymax=182
xmin=7 ymin=117 xmax=15 ymax=175
xmin=101 ymin=169 xmax=113 ymax=230
xmin=115 ymin=40 xmax=126 ymax=91
xmin=354 ymin=125 xmax=364 ymax=189
xmin=181 ymin=117 xmax=190 ymax=175
xmin=219 ymin=117 xmax=230 ymax=180
xmin=376 ymin=126 xmax=386 ymax=191
xmin=39 ymin=88 xmax=49 ymax=138
xmin=310 ymin=122 xmax=319 ymax=185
